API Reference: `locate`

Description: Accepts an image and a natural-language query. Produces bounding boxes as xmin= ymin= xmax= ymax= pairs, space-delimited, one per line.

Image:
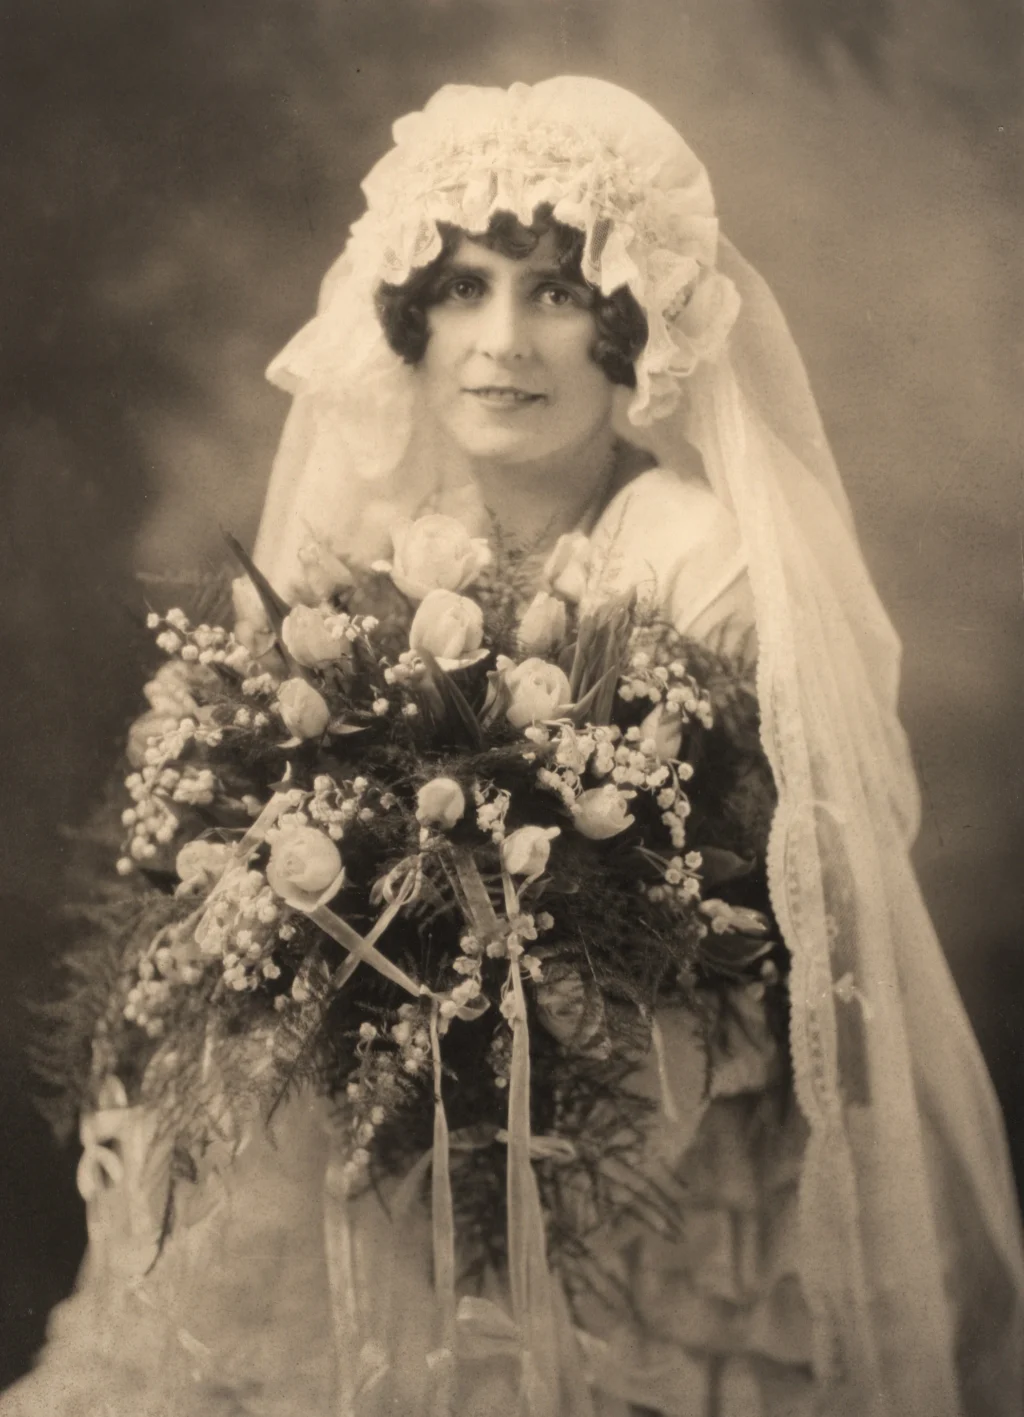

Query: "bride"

xmin=3 ymin=76 xmax=1022 ymax=1417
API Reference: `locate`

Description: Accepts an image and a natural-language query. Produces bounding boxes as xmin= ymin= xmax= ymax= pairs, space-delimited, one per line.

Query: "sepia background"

xmin=1 ymin=0 xmax=1020 ymax=1386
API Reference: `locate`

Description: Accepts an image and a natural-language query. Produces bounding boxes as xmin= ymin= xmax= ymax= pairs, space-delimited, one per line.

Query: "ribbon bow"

xmin=76 ymin=1076 xmax=134 ymax=1202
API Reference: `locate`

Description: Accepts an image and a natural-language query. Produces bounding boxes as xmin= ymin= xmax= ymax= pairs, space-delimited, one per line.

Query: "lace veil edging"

xmin=671 ymin=239 xmax=1024 ymax=1410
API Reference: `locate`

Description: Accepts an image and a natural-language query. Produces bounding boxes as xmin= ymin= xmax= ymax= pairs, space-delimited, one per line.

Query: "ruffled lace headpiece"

xmin=268 ymin=78 xmax=739 ymax=431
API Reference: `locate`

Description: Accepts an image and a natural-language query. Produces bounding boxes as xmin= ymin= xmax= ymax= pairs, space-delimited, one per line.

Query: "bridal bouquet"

xmin=58 ymin=513 xmax=781 ymax=1289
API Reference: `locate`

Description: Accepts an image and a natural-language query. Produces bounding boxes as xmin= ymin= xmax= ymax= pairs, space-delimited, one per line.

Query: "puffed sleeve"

xmin=589 ymin=468 xmax=753 ymax=652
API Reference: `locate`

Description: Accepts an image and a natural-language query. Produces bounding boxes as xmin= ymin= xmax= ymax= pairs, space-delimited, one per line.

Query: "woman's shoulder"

xmin=590 ymin=465 xmax=751 ymax=640
xmin=593 ymin=465 xmax=739 ymax=560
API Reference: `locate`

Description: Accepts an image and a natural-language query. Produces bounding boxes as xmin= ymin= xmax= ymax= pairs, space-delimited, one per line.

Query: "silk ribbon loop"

xmin=77 ymin=1077 xmax=134 ymax=1202
xmin=77 ymin=1115 xmax=127 ymax=1199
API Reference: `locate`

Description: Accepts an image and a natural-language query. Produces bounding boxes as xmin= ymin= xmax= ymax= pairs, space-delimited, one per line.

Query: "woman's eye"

xmin=441 ymin=277 xmax=484 ymax=302
xmin=535 ymin=282 xmax=589 ymax=309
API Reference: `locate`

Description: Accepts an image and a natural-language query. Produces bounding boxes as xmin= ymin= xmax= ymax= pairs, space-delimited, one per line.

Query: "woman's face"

xmin=418 ymin=231 xmax=615 ymax=470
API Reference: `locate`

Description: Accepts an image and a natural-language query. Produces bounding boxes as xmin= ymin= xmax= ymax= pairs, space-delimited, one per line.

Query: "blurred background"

xmin=0 ymin=0 xmax=1020 ymax=1387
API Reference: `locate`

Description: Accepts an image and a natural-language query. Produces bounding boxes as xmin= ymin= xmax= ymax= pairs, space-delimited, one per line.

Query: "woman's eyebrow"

xmin=431 ymin=256 xmax=589 ymax=290
xmin=523 ymin=262 xmax=575 ymax=281
xmin=435 ymin=259 xmax=490 ymax=281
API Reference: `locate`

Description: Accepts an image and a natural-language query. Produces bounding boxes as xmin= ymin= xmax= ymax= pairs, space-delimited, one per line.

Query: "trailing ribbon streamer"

xmin=445 ymin=847 xmax=570 ymax=1415
xmin=501 ymin=859 xmax=564 ymax=1411
xmin=318 ymin=844 xmax=577 ymax=1413
xmin=307 ymin=895 xmax=424 ymax=999
xmin=448 ymin=844 xmax=501 ymax=941
xmin=324 ymin=1156 xmax=360 ymax=1417
xmin=325 ymin=1144 xmax=444 ymax=1416
xmin=646 ymin=1012 xmax=680 ymax=1124
xmin=428 ymin=1002 xmax=457 ymax=1417
xmin=279 ymin=857 xmax=433 ymax=1002
xmin=310 ymin=861 xmax=489 ymax=1413
xmin=505 ymin=961 xmax=561 ymax=1416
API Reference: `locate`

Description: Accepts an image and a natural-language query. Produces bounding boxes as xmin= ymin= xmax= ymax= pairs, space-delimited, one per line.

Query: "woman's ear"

xmin=610 ymin=384 xmax=636 ymax=440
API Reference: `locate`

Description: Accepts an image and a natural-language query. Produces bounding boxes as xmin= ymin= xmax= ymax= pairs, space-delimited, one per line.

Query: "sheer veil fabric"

xmin=250 ymin=78 xmax=1024 ymax=1413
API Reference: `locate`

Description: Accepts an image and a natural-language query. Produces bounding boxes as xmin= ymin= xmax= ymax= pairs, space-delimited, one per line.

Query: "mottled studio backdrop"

xmin=1 ymin=0 xmax=1020 ymax=1386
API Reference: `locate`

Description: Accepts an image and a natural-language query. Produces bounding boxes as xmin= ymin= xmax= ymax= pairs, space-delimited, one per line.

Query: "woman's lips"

xmin=463 ymin=386 xmax=546 ymax=408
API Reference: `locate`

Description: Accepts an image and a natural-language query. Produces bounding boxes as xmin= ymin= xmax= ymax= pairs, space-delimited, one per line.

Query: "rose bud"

xmin=175 ymin=839 xmax=231 ymax=889
xmin=541 ymin=532 xmax=592 ymax=603
xmin=639 ymin=702 xmax=684 ymax=762
xmin=296 ymin=540 xmax=353 ymax=602
xmin=517 ymin=591 xmax=568 ymax=657
xmin=504 ymin=658 xmax=572 ymax=730
xmin=388 ymin=514 xmax=492 ymax=602
xmin=700 ymin=899 xmax=771 ymax=937
xmin=409 ymin=589 xmax=486 ymax=670
xmin=266 ymin=826 xmax=343 ymax=908
xmin=276 ymin=678 xmax=331 ymax=740
xmin=231 ymin=575 xmax=276 ymax=659
xmin=415 ymin=777 xmax=466 ymax=831
xmin=571 ymin=784 xmax=636 ymax=840
xmin=500 ymin=825 xmax=560 ymax=879
xmin=281 ymin=605 xmax=347 ymax=668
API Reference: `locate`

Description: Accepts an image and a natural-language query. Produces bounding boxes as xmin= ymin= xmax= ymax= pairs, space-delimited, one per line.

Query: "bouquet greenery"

xmin=51 ymin=512 xmax=783 ymax=1293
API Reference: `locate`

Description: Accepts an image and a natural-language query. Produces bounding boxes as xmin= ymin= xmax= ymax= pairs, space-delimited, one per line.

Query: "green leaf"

xmin=222 ymin=531 xmax=291 ymax=636
xmin=570 ymin=591 xmax=634 ymax=708
xmin=222 ymin=530 xmax=305 ymax=679
xmin=570 ymin=663 xmax=619 ymax=727
xmin=417 ymin=650 xmax=484 ymax=749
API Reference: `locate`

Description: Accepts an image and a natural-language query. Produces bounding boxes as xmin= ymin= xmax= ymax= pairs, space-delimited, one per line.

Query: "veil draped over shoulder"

xmin=251 ymin=78 xmax=1024 ymax=1414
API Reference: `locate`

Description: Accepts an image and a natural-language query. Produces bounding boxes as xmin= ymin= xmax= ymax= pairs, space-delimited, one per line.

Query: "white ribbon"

xmin=76 ymin=1077 xmax=134 ymax=1201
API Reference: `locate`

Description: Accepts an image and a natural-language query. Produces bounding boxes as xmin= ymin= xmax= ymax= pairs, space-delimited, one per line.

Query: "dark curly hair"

xmin=375 ymin=207 xmax=649 ymax=389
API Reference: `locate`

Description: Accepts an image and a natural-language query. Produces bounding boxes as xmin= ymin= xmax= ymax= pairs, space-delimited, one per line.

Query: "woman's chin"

xmin=446 ymin=425 xmax=555 ymax=468
xmin=441 ymin=414 xmax=608 ymax=473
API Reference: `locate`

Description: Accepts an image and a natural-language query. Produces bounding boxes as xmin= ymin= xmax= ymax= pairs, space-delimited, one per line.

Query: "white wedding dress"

xmin=1 ymin=468 xmax=840 ymax=1417
xmin=7 ymin=461 xmax=1017 ymax=1415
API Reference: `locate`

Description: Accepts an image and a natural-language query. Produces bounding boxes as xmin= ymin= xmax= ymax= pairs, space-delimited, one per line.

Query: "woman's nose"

xmin=476 ymin=287 xmax=530 ymax=360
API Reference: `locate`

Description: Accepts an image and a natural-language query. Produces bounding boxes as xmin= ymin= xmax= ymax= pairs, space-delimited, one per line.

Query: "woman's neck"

xmin=430 ymin=420 xmax=618 ymax=552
